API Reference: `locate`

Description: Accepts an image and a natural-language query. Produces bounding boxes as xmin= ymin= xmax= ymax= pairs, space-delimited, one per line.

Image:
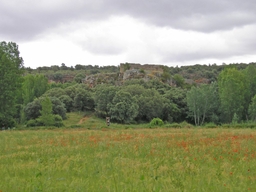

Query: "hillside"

xmin=25 ymin=62 xmax=256 ymax=87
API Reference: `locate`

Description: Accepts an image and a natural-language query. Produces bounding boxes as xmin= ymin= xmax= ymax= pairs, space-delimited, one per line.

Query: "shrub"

xmin=221 ymin=124 xmax=231 ymax=128
xmin=203 ymin=122 xmax=217 ymax=128
xmin=150 ymin=118 xmax=164 ymax=127
xmin=53 ymin=115 xmax=64 ymax=127
xmin=164 ymin=123 xmax=181 ymax=128
xmin=27 ymin=115 xmax=63 ymax=127
xmin=69 ymin=124 xmax=83 ymax=128
xmin=0 ymin=117 xmax=16 ymax=129
xmin=232 ymin=123 xmax=256 ymax=129
xmin=243 ymin=123 xmax=256 ymax=128
xmin=180 ymin=121 xmax=194 ymax=128
xmin=26 ymin=119 xmax=43 ymax=127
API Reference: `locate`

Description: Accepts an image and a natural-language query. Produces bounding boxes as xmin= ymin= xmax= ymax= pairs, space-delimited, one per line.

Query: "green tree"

xmin=218 ymin=68 xmax=249 ymax=123
xmin=74 ymin=89 xmax=95 ymax=111
xmin=122 ymin=85 xmax=166 ymax=122
xmin=123 ymin=79 xmax=147 ymax=87
xmin=248 ymin=95 xmax=256 ymax=122
xmin=186 ymin=83 xmax=219 ymax=126
xmin=39 ymin=97 xmax=54 ymax=126
xmin=53 ymin=72 xmax=63 ymax=82
xmin=121 ymin=84 xmax=146 ymax=96
xmin=172 ymin=74 xmax=185 ymax=88
xmin=44 ymin=88 xmax=66 ymax=98
xmin=144 ymin=79 xmax=171 ymax=92
xmin=24 ymin=97 xmax=66 ymax=120
xmin=110 ymin=91 xmax=139 ymax=123
xmin=75 ymin=64 xmax=85 ymax=70
xmin=34 ymin=75 xmax=49 ymax=98
xmin=60 ymin=63 xmax=68 ymax=70
xmin=74 ymin=72 xmax=86 ymax=83
xmin=50 ymin=97 xmax=67 ymax=119
xmin=162 ymin=99 xmax=179 ymax=123
xmin=244 ymin=65 xmax=256 ymax=101
xmin=64 ymin=86 xmax=78 ymax=100
xmin=135 ymin=91 xmax=165 ymax=122
xmin=163 ymin=88 xmax=188 ymax=122
xmin=0 ymin=41 xmax=24 ymax=127
xmin=161 ymin=66 xmax=171 ymax=83
xmin=22 ymin=75 xmax=35 ymax=105
xmin=94 ymin=85 xmax=119 ymax=116
xmin=59 ymin=95 xmax=73 ymax=112
xmin=22 ymin=74 xmax=49 ymax=105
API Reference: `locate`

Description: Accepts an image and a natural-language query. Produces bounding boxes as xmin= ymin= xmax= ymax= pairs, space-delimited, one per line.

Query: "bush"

xmin=221 ymin=124 xmax=231 ymax=128
xmin=180 ymin=121 xmax=194 ymax=128
xmin=203 ymin=122 xmax=217 ymax=128
xmin=53 ymin=115 xmax=64 ymax=127
xmin=27 ymin=115 xmax=63 ymax=127
xmin=27 ymin=119 xmax=44 ymax=127
xmin=24 ymin=96 xmax=66 ymax=121
xmin=243 ymin=123 xmax=256 ymax=128
xmin=232 ymin=123 xmax=256 ymax=129
xmin=218 ymin=122 xmax=256 ymax=129
xmin=150 ymin=118 xmax=164 ymax=127
xmin=0 ymin=117 xmax=16 ymax=129
xmin=164 ymin=123 xmax=181 ymax=128
xmin=69 ymin=124 xmax=83 ymax=128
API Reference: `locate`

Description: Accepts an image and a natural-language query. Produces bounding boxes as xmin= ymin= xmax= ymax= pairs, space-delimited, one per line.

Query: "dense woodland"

xmin=1 ymin=41 xmax=256 ymax=128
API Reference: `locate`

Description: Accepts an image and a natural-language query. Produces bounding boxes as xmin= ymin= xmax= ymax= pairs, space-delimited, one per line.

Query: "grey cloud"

xmin=162 ymin=46 xmax=253 ymax=64
xmin=113 ymin=0 xmax=256 ymax=32
xmin=0 ymin=0 xmax=111 ymax=41
xmin=1 ymin=0 xmax=256 ymax=41
xmin=151 ymin=23 xmax=256 ymax=63
xmin=161 ymin=31 xmax=256 ymax=63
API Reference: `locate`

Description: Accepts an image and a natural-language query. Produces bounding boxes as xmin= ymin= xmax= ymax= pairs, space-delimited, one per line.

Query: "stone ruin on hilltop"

xmin=81 ymin=63 xmax=165 ymax=87
xmin=119 ymin=63 xmax=164 ymax=80
xmin=119 ymin=63 xmax=164 ymax=73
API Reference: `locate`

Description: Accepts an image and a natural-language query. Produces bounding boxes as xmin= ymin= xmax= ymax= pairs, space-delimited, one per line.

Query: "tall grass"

xmin=1 ymin=128 xmax=256 ymax=191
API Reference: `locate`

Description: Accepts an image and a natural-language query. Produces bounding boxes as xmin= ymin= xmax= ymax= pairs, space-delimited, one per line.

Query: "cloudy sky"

xmin=1 ymin=0 xmax=256 ymax=68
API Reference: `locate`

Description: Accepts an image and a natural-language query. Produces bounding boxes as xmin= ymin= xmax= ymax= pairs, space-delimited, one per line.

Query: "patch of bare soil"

xmin=78 ymin=116 xmax=89 ymax=124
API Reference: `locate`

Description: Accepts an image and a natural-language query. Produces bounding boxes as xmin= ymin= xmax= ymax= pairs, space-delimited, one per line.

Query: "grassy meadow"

xmin=1 ymin=115 xmax=256 ymax=191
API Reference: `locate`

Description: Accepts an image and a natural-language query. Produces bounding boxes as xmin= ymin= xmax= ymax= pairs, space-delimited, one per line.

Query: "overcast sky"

xmin=1 ymin=0 xmax=256 ymax=68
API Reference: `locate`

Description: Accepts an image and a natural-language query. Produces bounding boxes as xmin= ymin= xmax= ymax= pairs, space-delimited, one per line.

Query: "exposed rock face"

xmin=120 ymin=63 xmax=164 ymax=74
xmin=123 ymin=69 xmax=140 ymax=80
xmin=82 ymin=73 xmax=119 ymax=87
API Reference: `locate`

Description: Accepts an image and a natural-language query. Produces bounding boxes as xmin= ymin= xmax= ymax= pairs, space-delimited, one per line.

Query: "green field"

xmin=1 ymin=127 xmax=256 ymax=191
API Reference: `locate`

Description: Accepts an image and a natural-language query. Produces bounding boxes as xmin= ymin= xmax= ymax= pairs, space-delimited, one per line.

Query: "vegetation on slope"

xmin=2 ymin=41 xmax=256 ymax=129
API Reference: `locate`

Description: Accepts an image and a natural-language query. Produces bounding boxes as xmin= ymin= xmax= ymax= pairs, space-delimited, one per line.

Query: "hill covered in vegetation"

xmin=25 ymin=62 xmax=256 ymax=87
xmin=20 ymin=61 xmax=256 ymax=127
xmin=2 ymin=41 xmax=256 ymax=128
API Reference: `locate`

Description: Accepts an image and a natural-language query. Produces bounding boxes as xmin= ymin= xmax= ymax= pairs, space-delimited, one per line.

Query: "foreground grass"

xmin=1 ymin=128 xmax=256 ymax=191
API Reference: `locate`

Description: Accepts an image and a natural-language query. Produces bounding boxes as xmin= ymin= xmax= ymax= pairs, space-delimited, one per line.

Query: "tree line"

xmin=1 ymin=41 xmax=256 ymax=128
